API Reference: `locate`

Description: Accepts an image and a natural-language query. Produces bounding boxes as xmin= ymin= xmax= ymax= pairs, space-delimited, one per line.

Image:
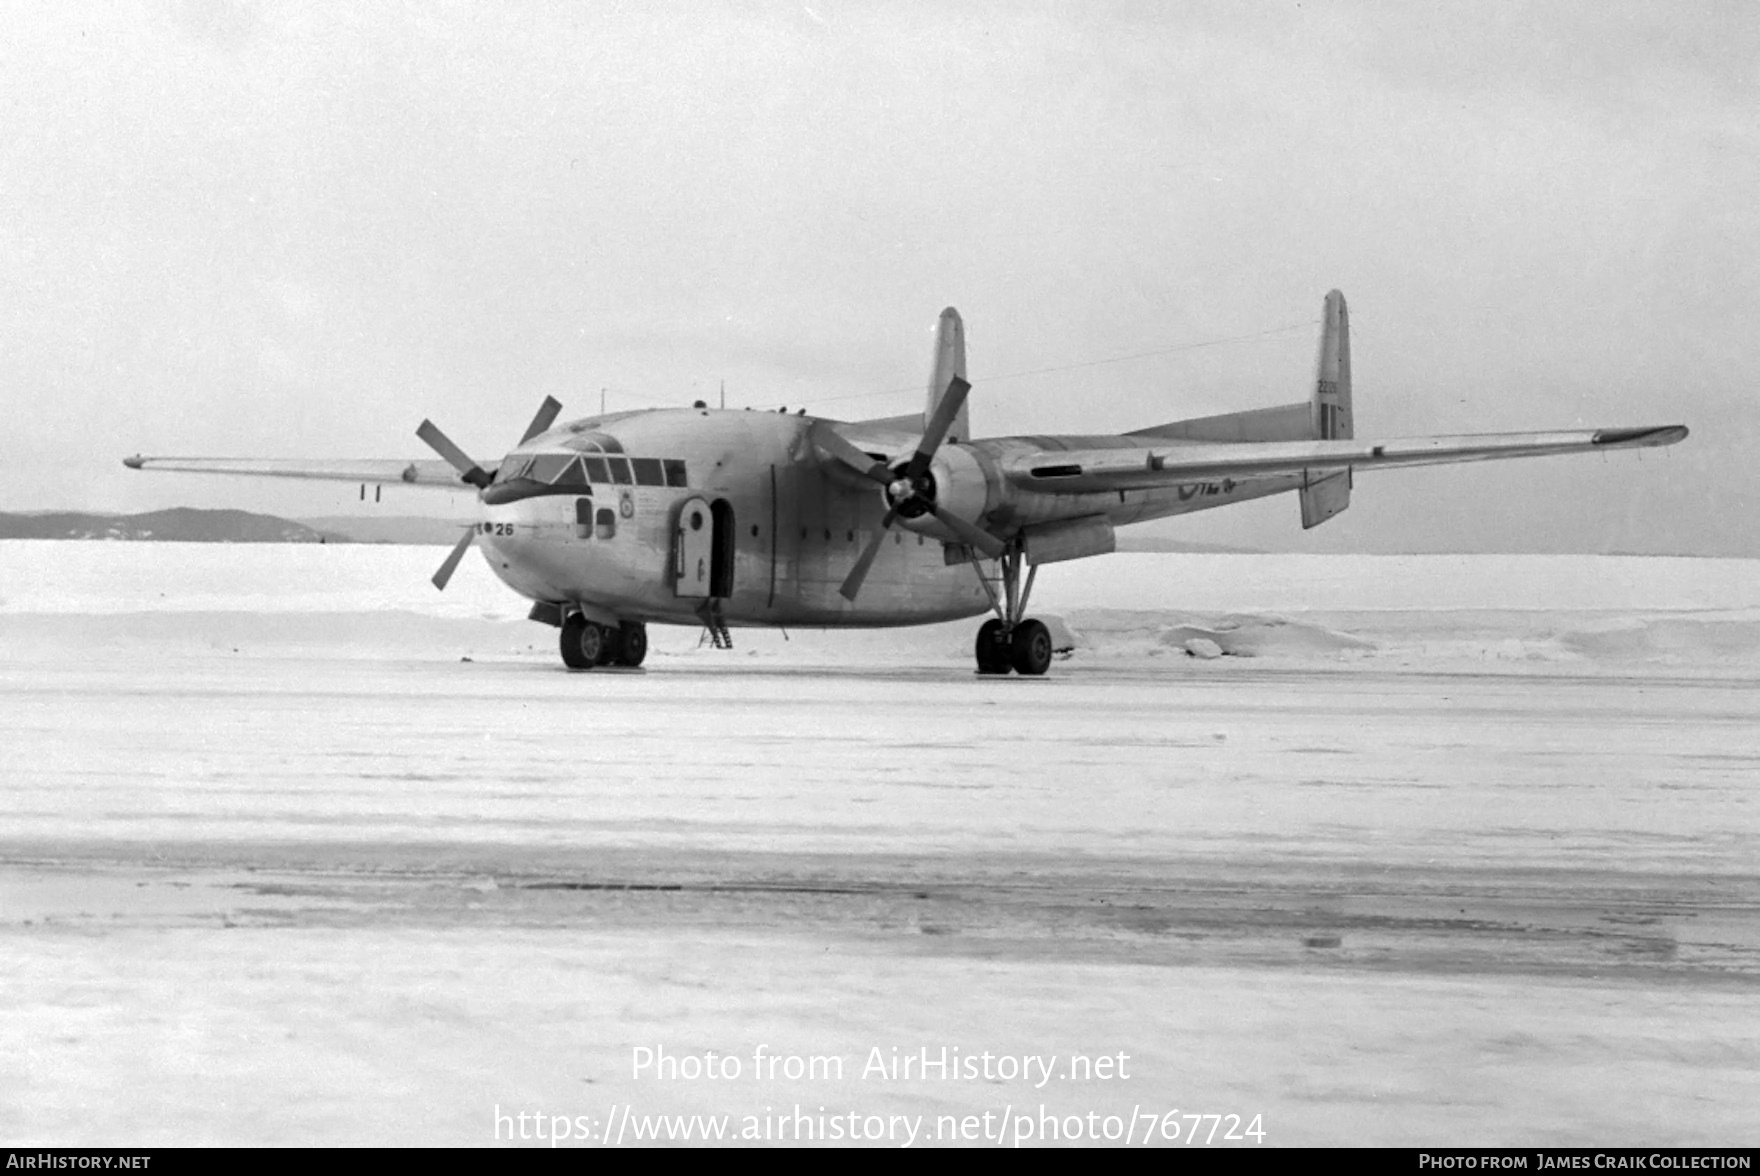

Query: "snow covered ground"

xmin=2 ymin=543 xmax=1757 ymax=1146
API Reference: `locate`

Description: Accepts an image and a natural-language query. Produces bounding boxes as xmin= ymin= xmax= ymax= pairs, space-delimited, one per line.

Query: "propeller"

xmin=814 ymin=376 xmax=1005 ymax=601
xmin=416 ymin=419 xmax=493 ymax=489
xmin=518 ymin=396 xmax=563 ymax=445
xmin=431 ymin=524 xmax=477 ymax=591
xmin=417 ymin=397 xmax=563 ymax=590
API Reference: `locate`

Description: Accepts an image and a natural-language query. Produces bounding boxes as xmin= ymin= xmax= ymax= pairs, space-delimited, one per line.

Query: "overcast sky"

xmin=3 ymin=1 xmax=1754 ymax=554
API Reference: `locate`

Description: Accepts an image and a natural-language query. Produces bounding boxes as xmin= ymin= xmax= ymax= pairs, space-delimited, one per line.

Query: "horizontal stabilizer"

xmin=841 ymin=412 xmax=924 ymax=436
xmin=1129 ymin=402 xmax=1315 ymax=444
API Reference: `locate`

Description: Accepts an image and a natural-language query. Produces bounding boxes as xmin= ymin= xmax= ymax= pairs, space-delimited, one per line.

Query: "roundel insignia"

xmin=619 ymin=490 xmax=634 ymax=519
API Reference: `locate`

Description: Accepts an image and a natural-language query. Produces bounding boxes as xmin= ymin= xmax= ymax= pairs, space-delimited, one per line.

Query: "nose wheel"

xmin=970 ymin=543 xmax=1053 ymax=676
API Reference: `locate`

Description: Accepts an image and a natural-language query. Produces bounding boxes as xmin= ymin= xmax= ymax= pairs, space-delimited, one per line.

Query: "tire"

xmin=560 ymin=613 xmax=593 ymax=669
xmin=1010 ymin=618 xmax=1053 ymax=676
xmin=615 ymin=622 xmax=648 ymax=667
xmin=975 ymin=618 xmax=1011 ymax=675
xmin=575 ymin=621 xmax=608 ymax=667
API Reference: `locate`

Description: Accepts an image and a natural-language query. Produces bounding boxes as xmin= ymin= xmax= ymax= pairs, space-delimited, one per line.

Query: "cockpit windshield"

xmin=485 ymin=450 xmax=689 ymax=502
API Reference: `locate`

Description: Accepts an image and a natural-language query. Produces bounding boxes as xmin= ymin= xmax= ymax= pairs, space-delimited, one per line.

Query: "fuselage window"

xmin=632 ymin=458 xmax=665 ymax=487
xmin=607 ymin=458 xmax=633 ymax=485
xmin=595 ymin=506 xmax=616 ymax=540
xmin=583 ymin=457 xmax=610 ymax=483
xmin=663 ymin=459 xmax=688 ymax=488
xmin=575 ymin=497 xmax=594 ymax=539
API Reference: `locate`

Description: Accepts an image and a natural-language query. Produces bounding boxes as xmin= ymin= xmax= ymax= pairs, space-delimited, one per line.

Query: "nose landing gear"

xmin=970 ymin=543 xmax=1053 ymax=676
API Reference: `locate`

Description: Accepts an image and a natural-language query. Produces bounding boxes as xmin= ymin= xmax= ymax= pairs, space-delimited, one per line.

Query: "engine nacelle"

xmin=890 ymin=445 xmax=994 ymax=545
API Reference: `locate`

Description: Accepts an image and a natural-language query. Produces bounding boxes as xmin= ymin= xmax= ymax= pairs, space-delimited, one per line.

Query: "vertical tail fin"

xmin=1314 ymin=289 xmax=1352 ymax=440
xmin=927 ymin=307 xmax=970 ymax=445
xmin=1301 ymin=289 xmax=1353 ymax=527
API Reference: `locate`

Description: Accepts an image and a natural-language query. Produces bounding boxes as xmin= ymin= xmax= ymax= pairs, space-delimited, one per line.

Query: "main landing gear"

xmin=561 ymin=613 xmax=647 ymax=670
xmin=970 ymin=544 xmax=1053 ymax=676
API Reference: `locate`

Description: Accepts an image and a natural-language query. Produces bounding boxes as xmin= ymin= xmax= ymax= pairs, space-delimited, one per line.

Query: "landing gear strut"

xmin=970 ymin=544 xmax=1052 ymax=676
xmin=560 ymin=614 xmax=647 ymax=669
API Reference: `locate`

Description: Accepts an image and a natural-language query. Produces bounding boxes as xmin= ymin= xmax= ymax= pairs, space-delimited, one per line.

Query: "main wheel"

xmin=575 ymin=620 xmax=609 ymax=667
xmin=614 ymin=622 xmax=648 ymax=667
xmin=975 ymin=618 xmax=1011 ymax=675
xmin=560 ymin=613 xmax=592 ymax=669
xmin=1010 ymin=618 xmax=1053 ymax=676
xmin=562 ymin=614 xmax=609 ymax=668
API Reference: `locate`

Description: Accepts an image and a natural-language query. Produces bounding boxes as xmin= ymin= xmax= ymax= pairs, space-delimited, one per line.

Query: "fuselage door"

xmin=674 ymin=496 xmax=714 ymax=598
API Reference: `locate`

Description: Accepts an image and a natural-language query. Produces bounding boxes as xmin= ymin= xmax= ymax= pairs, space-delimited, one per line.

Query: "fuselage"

xmin=476 ymin=407 xmax=1299 ymax=629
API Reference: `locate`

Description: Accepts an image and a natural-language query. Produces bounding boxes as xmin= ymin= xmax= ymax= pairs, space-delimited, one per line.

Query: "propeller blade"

xmin=518 ymin=396 xmax=564 ymax=445
xmin=416 ymin=420 xmax=493 ymax=488
xmin=838 ymin=518 xmax=894 ymax=601
xmin=810 ymin=423 xmax=893 ymax=485
xmin=431 ymin=525 xmax=477 ymax=591
xmin=930 ymin=503 xmax=1006 ymax=558
xmin=903 ymin=375 xmax=971 ymax=481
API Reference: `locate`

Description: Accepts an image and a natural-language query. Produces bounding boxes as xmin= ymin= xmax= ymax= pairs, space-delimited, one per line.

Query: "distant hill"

xmin=299 ymin=516 xmax=470 ymax=545
xmin=0 ymin=508 xmax=343 ymax=543
xmin=1114 ymin=536 xmax=1261 ymax=555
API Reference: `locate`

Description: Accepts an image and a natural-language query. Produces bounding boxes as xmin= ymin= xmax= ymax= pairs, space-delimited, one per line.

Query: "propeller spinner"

xmin=814 ymin=376 xmax=1004 ymax=601
xmin=417 ymin=396 xmax=563 ymax=590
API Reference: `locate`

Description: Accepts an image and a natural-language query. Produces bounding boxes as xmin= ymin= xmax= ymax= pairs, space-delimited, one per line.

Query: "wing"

xmin=1002 ymin=426 xmax=1688 ymax=493
xmin=122 ymin=455 xmax=469 ymax=490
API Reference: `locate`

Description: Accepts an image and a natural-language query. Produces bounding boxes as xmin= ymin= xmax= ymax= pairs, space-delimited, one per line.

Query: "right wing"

xmin=122 ymin=456 xmax=469 ymax=490
xmin=1001 ymin=426 xmax=1688 ymax=493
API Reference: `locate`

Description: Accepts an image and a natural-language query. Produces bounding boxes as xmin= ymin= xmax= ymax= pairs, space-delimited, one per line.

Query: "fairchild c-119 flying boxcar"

xmin=126 ymin=291 xmax=1686 ymax=675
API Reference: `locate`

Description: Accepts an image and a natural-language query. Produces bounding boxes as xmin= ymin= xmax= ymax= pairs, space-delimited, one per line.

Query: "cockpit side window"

xmin=583 ymin=457 xmax=609 ymax=483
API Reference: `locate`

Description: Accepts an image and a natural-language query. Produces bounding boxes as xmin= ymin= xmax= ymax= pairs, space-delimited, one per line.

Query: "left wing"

xmin=122 ymin=455 xmax=468 ymax=489
xmin=1003 ymin=426 xmax=1687 ymax=493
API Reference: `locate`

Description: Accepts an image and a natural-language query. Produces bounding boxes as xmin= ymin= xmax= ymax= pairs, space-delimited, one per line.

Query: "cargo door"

xmin=674 ymin=496 xmax=714 ymax=598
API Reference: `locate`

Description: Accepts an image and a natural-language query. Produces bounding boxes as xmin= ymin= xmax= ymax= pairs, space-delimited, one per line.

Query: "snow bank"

xmin=1034 ymin=552 xmax=1760 ymax=613
xmin=3 ymin=543 xmax=1756 ymax=673
xmin=1058 ymin=607 xmax=1760 ymax=672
